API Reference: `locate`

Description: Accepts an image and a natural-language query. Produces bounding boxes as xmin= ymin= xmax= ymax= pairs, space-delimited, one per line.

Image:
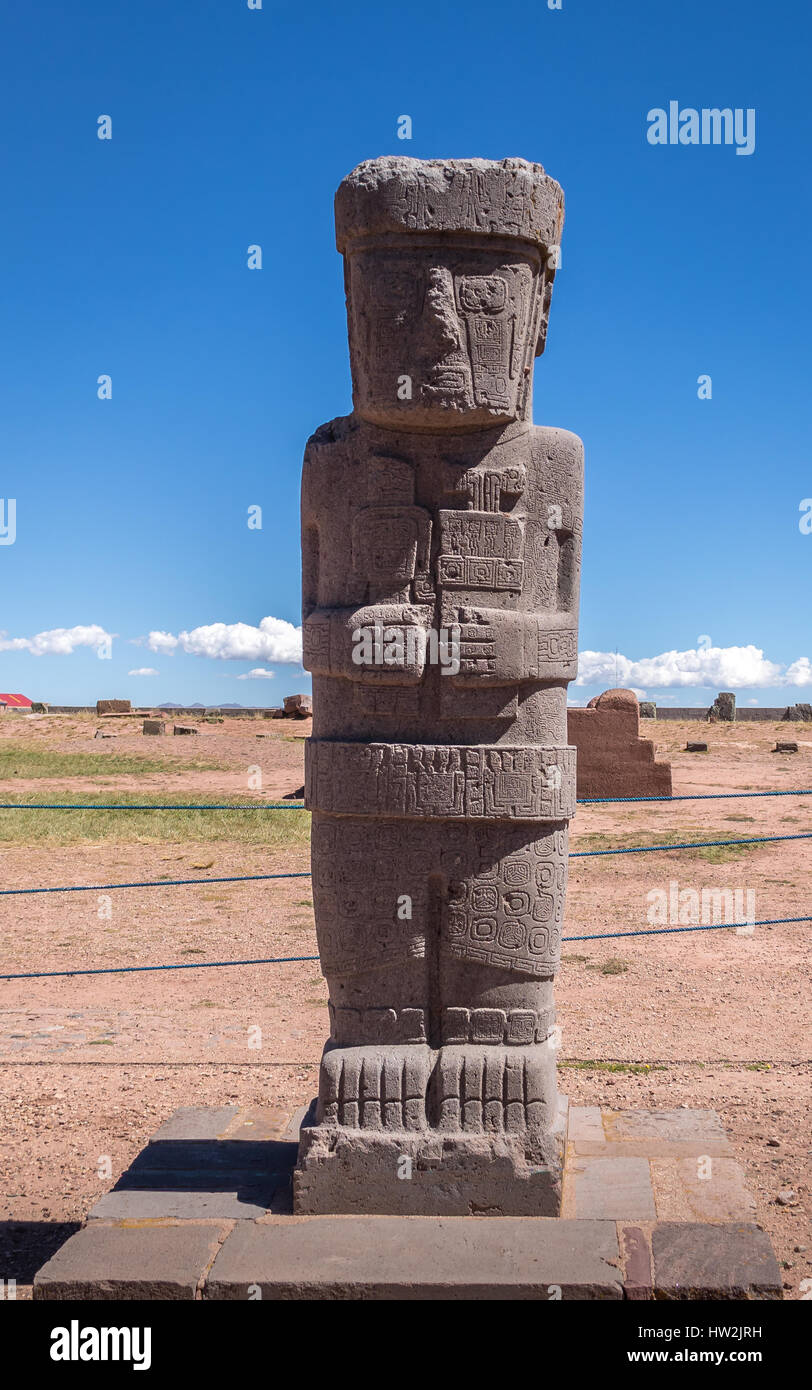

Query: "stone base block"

xmin=207 ymin=1215 xmax=622 ymax=1299
xmin=294 ymin=1104 xmax=566 ymax=1216
xmin=34 ymin=1223 xmax=228 ymax=1300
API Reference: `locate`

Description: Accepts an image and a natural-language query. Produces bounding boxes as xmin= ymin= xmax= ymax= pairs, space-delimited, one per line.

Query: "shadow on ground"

xmin=0 ymin=1221 xmax=82 ymax=1285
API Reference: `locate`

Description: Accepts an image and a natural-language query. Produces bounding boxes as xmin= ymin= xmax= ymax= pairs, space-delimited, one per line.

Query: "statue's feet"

xmin=317 ymin=1043 xmax=435 ymax=1131
xmin=435 ymin=1043 xmax=558 ymax=1136
xmin=315 ymin=1040 xmax=560 ymax=1139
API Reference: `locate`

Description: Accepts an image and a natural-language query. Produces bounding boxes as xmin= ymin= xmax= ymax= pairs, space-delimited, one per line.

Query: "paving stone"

xmin=34 ymin=1223 xmax=227 ymax=1300
xmin=567 ymin=1106 xmax=604 ymax=1143
xmin=619 ymin=1224 xmax=653 ymax=1301
xmin=572 ymin=1137 xmax=733 ymax=1159
xmin=147 ymin=1106 xmax=239 ymax=1143
xmin=205 ymin=1216 xmax=623 ymax=1300
xmin=220 ymin=1106 xmax=292 ymax=1141
xmin=651 ymin=1222 xmax=782 ymax=1300
xmin=114 ymin=1167 xmax=292 ymax=1194
xmin=651 ymin=1158 xmax=757 ymax=1223
xmin=571 ymin=1157 xmax=656 ymax=1220
xmin=129 ymin=1138 xmax=297 ymax=1175
xmin=605 ymin=1108 xmax=728 ymax=1144
xmin=280 ymin=1104 xmax=311 ymax=1142
xmin=87 ymin=1187 xmax=280 ymax=1223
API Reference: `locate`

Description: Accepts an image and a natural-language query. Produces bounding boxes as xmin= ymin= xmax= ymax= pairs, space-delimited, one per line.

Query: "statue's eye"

xmin=458 ymin=275 xmax=507 ymax=312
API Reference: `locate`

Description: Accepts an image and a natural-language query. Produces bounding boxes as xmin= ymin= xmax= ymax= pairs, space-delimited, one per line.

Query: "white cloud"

xmin=146 ymin=631 xmax=179 ymax=654
xmin=782 ymin=657 xmax=812 ymax=686
xmin=147 ymin=616 xmax=302 ymax=664
xmin=0 ymin=625 xmax=114 ymax=656
xmin=236 ymin=668 xmax=276 ymax=680
xmin=128 ymin=667 xmax=159 ymax=677
xmin=576 ymin=644 xmax=809 ymax=690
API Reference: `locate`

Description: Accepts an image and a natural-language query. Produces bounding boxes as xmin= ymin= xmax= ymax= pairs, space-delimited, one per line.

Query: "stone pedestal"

xmin=295 ymin=1091 xmax=568 ymax=1216
xmin=33 ymin=1104 xmax=782 ymax=1300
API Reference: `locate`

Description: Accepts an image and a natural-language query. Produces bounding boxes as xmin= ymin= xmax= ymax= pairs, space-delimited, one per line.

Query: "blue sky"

xmin=1 ymin=0 xmax=809 ymax=708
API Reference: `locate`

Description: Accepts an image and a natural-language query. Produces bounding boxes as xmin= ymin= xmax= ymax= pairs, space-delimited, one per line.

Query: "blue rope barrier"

xmin=2 ymin=915 xmax=809 ymax=980
xmin=570 ymin=831 xmax=812 ymax=858
xmin=0 ymin=872 xmax=311 ymax=896
xmin=579 ymin=789 xmax=812 ymax=803
xmin=566 ymin=916 xmax=811 ymax=941
xmin=0 ymin=802 xmax=306 ymax=810
xmin=0 ymin=831 xmax=807 ymax=896
xmin=0 ymin=954 xmax=320 ymax=980
xmin=0 ymin=789 xmax=811 ymax=809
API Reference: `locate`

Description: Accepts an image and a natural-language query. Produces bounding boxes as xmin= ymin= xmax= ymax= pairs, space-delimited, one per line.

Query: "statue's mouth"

xmin=424 ymin=367 xmax=467 ymax=394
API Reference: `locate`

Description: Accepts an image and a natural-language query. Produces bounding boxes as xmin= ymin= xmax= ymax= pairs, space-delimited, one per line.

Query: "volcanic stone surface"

xmin=296 ymin=156 xmax=583 ymax=1215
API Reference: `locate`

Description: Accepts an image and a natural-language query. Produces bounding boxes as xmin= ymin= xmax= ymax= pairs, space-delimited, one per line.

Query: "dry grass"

xmin=0 ymin=794 xmax=310 ymax=847
xmin=0 ymin=742 xmax=226 ymax=779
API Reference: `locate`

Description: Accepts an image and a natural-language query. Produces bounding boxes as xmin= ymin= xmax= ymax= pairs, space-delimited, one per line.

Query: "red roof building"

xmin=0 ymin=693 xmax=33 ymax=709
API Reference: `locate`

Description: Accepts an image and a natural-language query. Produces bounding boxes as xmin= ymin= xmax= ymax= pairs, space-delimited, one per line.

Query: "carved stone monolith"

xmin=294 ymin=156 xmax=583 ymax=1215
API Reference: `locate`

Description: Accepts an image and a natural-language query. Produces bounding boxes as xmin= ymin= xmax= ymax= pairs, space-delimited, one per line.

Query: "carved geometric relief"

xmin=305 ymin=742 xmax=576 ymax=821
xmin=311 ymin=819 xmax=427 ymax=977
xmin=352 ymin=504 xmax=432 ymax=584
xmin=537 ymin=628 xmax=577 ymax=663
xmin=441 ymin=1006 xmax=555 ymax=1046
xmin=443 ymin=830 xmax=567 ymax=975
xmin=437 ymin=510 xmax=524 ymax=592
xmin=302 ymin=614 xmax=331 ymax=673
xmin=443 ymin=463 xmax=527 ymax=513
xmin=525 ymin=624 xmax=579 ymax=680
xmin=354 ymin=685 xmax=421 ymax=718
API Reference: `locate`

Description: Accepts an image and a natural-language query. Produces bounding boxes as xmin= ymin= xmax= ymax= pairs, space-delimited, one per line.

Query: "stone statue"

xmin=295 ymin=157 xmax=583 ymax=1214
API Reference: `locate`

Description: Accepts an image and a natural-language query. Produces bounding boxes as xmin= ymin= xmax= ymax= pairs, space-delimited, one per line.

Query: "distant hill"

xmin=158 ymin=701 xmax=249 ymax=710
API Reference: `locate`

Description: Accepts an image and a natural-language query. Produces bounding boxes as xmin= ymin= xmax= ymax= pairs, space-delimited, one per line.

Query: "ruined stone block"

xmin=783 ymin=702 xmax=812 ymax=721
xmin=708 ymin=691 xmax=735 ymax=721
xmin=567 ymin=689 xmax=672 ymax=799
xmin=283 ymin=693 xmax=312 ymax=717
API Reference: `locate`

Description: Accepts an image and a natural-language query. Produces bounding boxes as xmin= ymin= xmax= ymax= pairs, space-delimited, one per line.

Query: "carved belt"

xmin=305 ymin=741 xmax=576 ymax=821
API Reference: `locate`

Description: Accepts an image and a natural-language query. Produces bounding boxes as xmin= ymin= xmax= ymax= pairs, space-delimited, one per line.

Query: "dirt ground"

xmin=0 ymin=711 xmax=809 ymax=1296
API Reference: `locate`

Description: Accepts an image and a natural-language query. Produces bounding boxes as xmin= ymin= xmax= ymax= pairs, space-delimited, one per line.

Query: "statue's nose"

xmin=422 ymin=268 xmax=461 ymax=354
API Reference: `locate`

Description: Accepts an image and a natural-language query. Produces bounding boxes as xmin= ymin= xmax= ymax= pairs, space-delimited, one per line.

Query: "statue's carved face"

xmin=346 ymin=243 xmax=546 ymax=429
